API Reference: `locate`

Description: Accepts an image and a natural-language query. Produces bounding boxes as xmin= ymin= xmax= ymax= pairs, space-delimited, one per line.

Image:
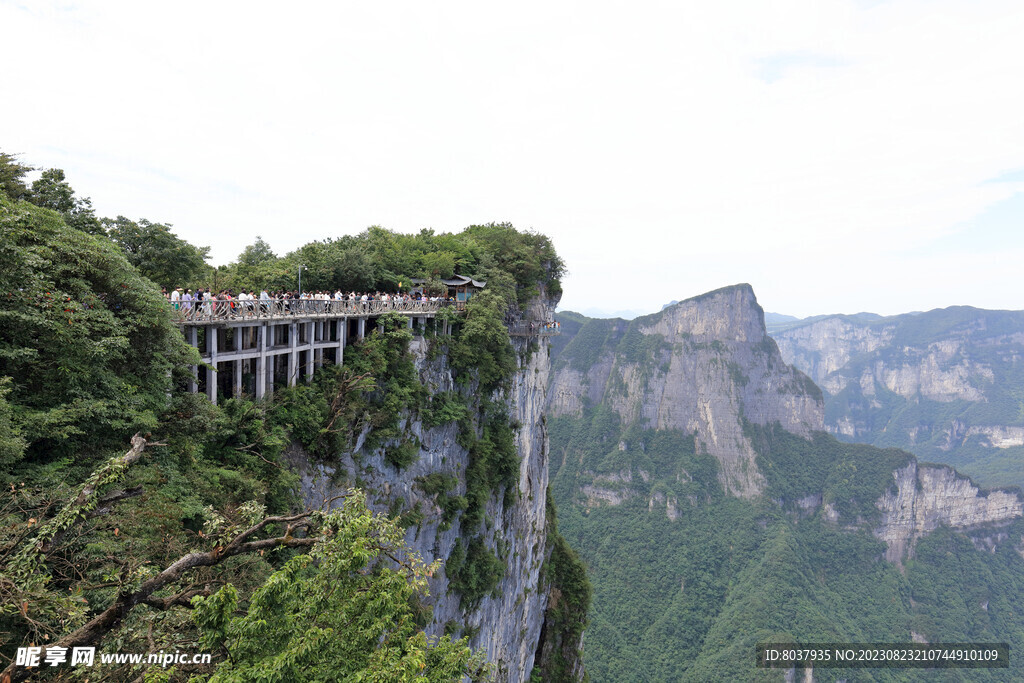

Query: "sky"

xmin=3 ymin=0 xmax=1024 ymax=319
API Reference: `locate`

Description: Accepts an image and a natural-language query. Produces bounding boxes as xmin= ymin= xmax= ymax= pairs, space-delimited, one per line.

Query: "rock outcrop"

xmin=288 ymin=296 xmax=569 ymax=682
xmin=875 ymin=462 xmax=1023 ymax=562
xmin=770 ymin=307 xmax=1024 ymax=488
xmin=549 ymin=284 xmax=824 ymax=498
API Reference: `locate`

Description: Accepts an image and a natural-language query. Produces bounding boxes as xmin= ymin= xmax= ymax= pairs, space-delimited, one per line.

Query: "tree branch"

xmin=37 ymin=434 xmax=155 ymax=557
xmin=87 ymin=486 xmax=145 ymax=518
xmin=1 ymin=526 xmax=318 ymax=682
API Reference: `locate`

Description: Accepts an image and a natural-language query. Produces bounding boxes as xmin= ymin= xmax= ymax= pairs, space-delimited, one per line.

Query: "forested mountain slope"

xmin=0 ymin=154 xmax=587 ymax=682
xmin=550 ymin=287 xmax=1024 ymax=681
xmin=771 ymin=307 xmax=1024 ymax=489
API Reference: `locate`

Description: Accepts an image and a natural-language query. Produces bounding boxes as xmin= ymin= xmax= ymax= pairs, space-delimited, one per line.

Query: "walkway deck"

xmin=175 ymin=299 xmax=447 ymax=404
xmin=172 ymin=298 xmax=558 ymax=404
xmin=172 ymin=298 xmax=443 ymax=324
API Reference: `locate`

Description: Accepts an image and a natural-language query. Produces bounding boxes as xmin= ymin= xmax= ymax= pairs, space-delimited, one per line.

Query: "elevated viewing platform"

xmin=171 ymin=298 xmax=558 ymax=404
xmin=173 ymin=298 xmax=450 ymax=404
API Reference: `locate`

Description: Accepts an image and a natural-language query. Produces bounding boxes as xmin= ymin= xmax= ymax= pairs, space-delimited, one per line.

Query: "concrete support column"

xmin=256 ymin=324 xmax=267 ymax=398
xmin=305 ymin=322 xmax=314 ymax=381
xmin=407 ymin=316 xmax=413 ymax=330
xmin=265 ymin=331 xmax=275 ymax=396
xmin=288 ymin=322 xmax=298 ymax=387
xmin=206 ymin=327 xmax=218 ymax=405
xmin=357 ymin=318 xmax=366 ymax=341
xmin=266 ymin=354 xmax=275 ymax=395
xmin=187 ymin=327 xmax=199 ymax=393
xmin=231 ymin=326 xmax=243 ymax=398
xmin=337 ymin=319 xmax=346 ymax=365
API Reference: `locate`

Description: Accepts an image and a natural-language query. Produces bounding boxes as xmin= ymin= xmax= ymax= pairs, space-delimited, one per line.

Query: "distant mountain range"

xmin=548 ymin=287 xmax=1024 ymax=680
xmin=764 ymin=310 xmax=886 ymax=335
xmin=769 ymin=306 xmax=1024 ymax=490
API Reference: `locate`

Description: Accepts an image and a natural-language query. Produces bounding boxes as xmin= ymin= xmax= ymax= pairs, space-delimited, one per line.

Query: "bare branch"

xmin=222 ymin=511 xmax=314 ymax=552
xmin=70 ymin=433 xmax=148 ymax=509
xmin=142 ymin=587 xmax=212 ymax=610
xmin=87 ymin=486 xmax=145 ymax=518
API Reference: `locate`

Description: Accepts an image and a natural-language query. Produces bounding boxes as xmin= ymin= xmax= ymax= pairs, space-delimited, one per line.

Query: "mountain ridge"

xmin=550 ymin=283 xmax=822 ymax=498
xmin=770 ymin=304 xmax=1024 ymax=489
xmin=548 ymin=284 xmax=1024 ymax=680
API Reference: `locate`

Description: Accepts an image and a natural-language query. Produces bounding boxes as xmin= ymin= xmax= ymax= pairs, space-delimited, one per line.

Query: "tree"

xmin=226 ymin=237 xmax=288 ymax=291
xmin=193 ymin=492 xmax=489 ymax=682
xmin=449 ymin=288 xmax=518 ymax=393
xmin=29 ymin=168 xmax=104 ymax=235
xmin=0 ymin=197 xmax=198 ymax=463
xmin=0 ymin=151 xmax=32 ymax=201
xmin=104 ymin=215 xmax=211 ymax=289
xmin=237 ymin=236 xmax=277 ymax=270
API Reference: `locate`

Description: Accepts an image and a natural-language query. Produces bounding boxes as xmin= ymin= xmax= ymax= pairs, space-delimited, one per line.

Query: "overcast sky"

xmin=4 ymin=0 xmax=1023 ymax=318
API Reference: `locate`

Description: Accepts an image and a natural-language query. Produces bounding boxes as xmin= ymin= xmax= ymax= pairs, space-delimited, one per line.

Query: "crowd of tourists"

xmin=533 ymin=320 xmax=561 ymax=332
xmin=162 ymin=287 xmax=445 ymax=319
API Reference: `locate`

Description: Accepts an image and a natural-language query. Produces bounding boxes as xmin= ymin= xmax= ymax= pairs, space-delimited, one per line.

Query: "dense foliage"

xmin=193 ymin=492 xmax=488 ymax=682
xmin=534 ymin=487 xmax=591 ymax=682
xmin=0 ymin=195 xmax=197 ymax=465
xmin=105 ymin=215 xmax=212 ymax=289
xmin=0 ymin=159 xmax=550 ymax=679
xmin=215 ymin=222 xmax=564 ymax=307
xmin=549 ymin=401 xmax=1024 ymax=681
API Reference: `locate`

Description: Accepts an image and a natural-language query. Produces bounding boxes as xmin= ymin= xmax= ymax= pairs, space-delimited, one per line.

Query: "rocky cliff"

xmin=874 ymin=462 xmax=1024 ymax=562
xmin=287 ymin=298 xmax=573 ymax=682
xmin=770 ymin=306 xmax=1024 ymax=489
xmin=552 ymin=288 xmax=1024 ymax=557
xmin=549 ymin=284 xmax=824 ymax=498
xmin=548 ymin=286 xmax=1024 ymax=680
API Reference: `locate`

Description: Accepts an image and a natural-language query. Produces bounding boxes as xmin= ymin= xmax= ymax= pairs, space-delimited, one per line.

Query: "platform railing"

xmin=170 ymin=298 xmax=445 ymax=324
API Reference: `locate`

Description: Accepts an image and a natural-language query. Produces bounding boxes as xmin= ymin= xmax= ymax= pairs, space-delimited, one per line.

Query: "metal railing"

xmin=508 ymin=322 xmax=561 ymax=337
xmin=170 ymin=298 xmax=445 ymax=324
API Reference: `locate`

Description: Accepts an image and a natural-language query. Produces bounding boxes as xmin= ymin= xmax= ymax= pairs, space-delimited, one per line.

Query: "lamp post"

xmin=298 ymin=264 xmax=306 ymax=296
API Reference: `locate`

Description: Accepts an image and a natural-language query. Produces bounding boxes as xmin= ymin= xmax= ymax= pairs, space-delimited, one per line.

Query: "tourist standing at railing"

xmin=181 ymin=289 xmax=193 ymax=319
xmin=213 ymin=290 xmax=225 ymax=319
xmin=170 ymin=287 xmax=181 ymax=310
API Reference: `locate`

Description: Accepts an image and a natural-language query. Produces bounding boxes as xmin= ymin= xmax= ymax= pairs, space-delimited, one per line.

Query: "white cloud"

xmin=3 ymin=0 xmax=1023 ymax=318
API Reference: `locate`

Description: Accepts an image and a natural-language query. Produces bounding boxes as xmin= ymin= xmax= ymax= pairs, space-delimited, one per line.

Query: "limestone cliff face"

xmin=770 ymin=308 xmax=1024 ymax=476
xmin=774 ymin=319 xmax=992 ymax=404
xmin=874 ymin=462 xmax=1023 ymax=562
xmin=772 ymin=317 xmax=894 ymax=392
xmin=550 ymin=284 xmax=824 ymax=498
xmin=288 ymin=299 xmax=565 ymax=682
